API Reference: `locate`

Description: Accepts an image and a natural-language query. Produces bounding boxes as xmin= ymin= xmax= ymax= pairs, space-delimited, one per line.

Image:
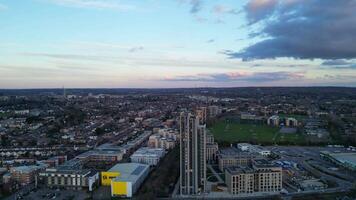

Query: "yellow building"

xmin=101 ymin=172 xmax=120 ymax=186
xmin=101 ymin=163 xmax=149 ymax=198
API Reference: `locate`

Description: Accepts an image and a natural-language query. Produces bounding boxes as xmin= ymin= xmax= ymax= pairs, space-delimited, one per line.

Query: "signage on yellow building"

xmin=101 ymin=172 xmax=120 ymax=186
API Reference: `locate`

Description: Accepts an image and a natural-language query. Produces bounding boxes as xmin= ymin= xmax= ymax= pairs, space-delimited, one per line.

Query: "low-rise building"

xmin=206 ymin=132 xmax=218 ymax=163
xmin=39 ymin=168 xmax=99 ymax=191
xmin=267 ymin=115 xmax=280 ymax=126
xmin=237 ymin=143 xmax=271 ymax=156
xmin=130 ymin=147 xmax=165 ymax=166
xmin=321 ymin=151 xmax=356 ymax=171
xmin=76 ymin=149 xmax=124 ymax=163
xmin=218 ymin=148 xmax=257 ymax=171
xmin=10 ymin=165 xmax=45 ymax=186
xmin=101 ymin=163 xmax=150 ymax=198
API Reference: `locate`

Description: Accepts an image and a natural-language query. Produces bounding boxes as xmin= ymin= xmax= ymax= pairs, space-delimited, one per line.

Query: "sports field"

xmin=209 ymin=120 xmax=306 ymax=144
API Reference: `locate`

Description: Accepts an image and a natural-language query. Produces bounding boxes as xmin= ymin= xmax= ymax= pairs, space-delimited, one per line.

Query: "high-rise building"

xmin=195 ymin=107 xmax=207 ymax=124
xmin=179 ymin=112 xmax=207 ymax=195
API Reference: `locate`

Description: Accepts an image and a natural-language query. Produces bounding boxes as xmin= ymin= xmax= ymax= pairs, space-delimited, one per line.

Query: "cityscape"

xmin=1 ymin=0 xmax=356 ymax=200
xmin=0 ymin=88 xmax=355 ymax=199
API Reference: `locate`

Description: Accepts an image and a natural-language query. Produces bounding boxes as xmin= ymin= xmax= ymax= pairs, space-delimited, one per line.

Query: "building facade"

xmin=225 ymin=159 xmax=282 ymax=195
xmin=179 ymin=112 xmax=207 ymax=195
xmin=130 ymin=147 xmax=165 ymax=166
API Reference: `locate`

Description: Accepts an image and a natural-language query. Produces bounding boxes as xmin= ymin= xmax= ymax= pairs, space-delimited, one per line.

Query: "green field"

xmin=209 ymin=120 xmax=306 ymax=144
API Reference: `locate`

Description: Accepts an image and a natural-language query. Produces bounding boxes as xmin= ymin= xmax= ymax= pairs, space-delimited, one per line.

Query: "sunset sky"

xmin=1 ymin=0 xmax=356 ymax=88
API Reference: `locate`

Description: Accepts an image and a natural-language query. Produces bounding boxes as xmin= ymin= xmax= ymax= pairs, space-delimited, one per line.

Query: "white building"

xmin=237 ymin=143 xmax=271 ymax=156
xmin=130 ymin=147 xmax=165 ymax=166
xmin=267 ymin=115 xmax=280 ymax=126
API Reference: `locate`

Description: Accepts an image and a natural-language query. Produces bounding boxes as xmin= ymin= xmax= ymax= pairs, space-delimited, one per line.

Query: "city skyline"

xmin=1 ymin=0 xmax=356 ymax=88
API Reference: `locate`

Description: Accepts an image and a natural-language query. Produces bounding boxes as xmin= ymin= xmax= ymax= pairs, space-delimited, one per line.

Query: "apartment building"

xmin=225 ymin=159 xmax=282 ymax=195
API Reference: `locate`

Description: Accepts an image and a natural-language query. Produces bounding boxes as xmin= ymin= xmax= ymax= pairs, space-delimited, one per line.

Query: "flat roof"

xmin=329 ymin=153 xmax=356 ymax=167
xmin=109 ymin=163 xmax=149 ymax=183
xmin=226 ymin=166 xmax=254 ymax=175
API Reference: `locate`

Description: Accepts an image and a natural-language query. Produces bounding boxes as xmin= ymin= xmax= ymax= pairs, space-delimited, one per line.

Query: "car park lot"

xmin=5 ymin=187 xmax=91 ymax=200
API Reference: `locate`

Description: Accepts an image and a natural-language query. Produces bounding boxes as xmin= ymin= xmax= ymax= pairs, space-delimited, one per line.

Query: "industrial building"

xmin=321 ymin=151 xmax=356 ymax=171
xmin=130 ymin=147 xmax=165 ymax=166
xmin=237 ymin=143 xmax=271 ymax=156
xmin=101 ymin=163 xmax=150 ymax=198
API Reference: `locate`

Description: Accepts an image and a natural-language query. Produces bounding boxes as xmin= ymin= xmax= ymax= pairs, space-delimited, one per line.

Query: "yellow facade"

xmin=101 ymin=172 xmax=120 ymax=186
xmin=112 ymin=181 xmax=128 ymax=196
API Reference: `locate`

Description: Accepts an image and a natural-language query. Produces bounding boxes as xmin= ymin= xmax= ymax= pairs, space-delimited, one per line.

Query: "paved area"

xmin=5 ymin=186 xmax=91 ymax=200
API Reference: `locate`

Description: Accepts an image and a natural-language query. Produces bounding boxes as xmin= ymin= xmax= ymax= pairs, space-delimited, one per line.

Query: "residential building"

xmin=206 ymin=132 xmax=218 ymax=163
xmin=268 ymin=115 xmax=280 ymax=126
xmin=39 ymin=168 xmax=99 ymax=191
xmin=218 ymin=148 xmax=257 ymax=171
xmin=130 ymin=147 xmax=165 ymax=166
xmin=225 ymin=159 xmax=282 ymax=195
xmin=10 ymin=165 xmax=45 ymax=186
xmin=179 ymin=112 xmax=207 ymax=195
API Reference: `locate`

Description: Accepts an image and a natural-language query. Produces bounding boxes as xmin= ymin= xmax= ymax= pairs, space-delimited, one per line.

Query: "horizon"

xmin=1 ymin=86 xmax=356 ymax=92
xmin=1 ymin=0 xmax=356 ymax=88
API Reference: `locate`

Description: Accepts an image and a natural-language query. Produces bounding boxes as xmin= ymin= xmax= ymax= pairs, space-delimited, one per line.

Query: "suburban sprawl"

xmin=0 ymin=87 xmax=356 ymax=199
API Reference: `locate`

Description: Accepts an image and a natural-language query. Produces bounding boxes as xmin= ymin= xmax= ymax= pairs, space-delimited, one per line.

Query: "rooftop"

xmin=109 ymin=163 xmax=149 ymax=183
xmin=329 ymin=152 xmax=356 ymax=167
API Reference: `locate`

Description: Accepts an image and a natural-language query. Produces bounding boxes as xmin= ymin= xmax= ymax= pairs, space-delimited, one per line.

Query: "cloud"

xmin=177 ymin=0 xmax=203 ymax=14
xmin=321 ymin=59 xmax=356 ymax=69
xmin=245 ymin=0 xmax=278 ymax=24
xmin=21 ymin=52 xmax=241 ymax=69
xmin=206 ymin=39 xmax=215 ymax=43
xmin=43 ymin=0 xmax=135 ymax=10
xmin=322 ymin=59 xmax=352 ymax=66
xmin=212 ymin=4 xmax=240 ymax=15
xmin=128 ymin=46 xmax=144 ymax=53
xmin=226 ymin=0 xmax=356 ymax=60
xmin=163 ymin=71 xmax=304 ymax=83
xmin=189 ymin=0 xmax=203 ymax=13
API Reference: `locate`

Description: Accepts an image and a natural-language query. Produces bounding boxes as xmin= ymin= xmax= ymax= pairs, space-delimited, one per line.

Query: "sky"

xmin=0 ymin=0 xmax=356 ymax=89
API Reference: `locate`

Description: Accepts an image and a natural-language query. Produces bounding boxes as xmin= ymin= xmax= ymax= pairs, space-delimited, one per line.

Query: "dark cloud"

xmin=245 ymin=0 xmax=278 ymax=24
xmin=206 ymin=39 xmax=215 ymax=43
xmin=128 ymin=46 xmax=144 ymax=53
xmin=321 ymin=59 xmax=356 ymax=69
xmin=322 ymin=59 xmax=352 ymax=66
xmin=226 ymin=0 xmax=356 ymax=60
xmin=163 ymin=71 xmax=304 ymax=83
xmin=189 ymin=0 xmax=203 ymax=14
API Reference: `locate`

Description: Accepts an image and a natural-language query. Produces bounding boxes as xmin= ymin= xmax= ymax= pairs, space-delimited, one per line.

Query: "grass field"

xmin=209 ymin=120 xmax=306 ymax=144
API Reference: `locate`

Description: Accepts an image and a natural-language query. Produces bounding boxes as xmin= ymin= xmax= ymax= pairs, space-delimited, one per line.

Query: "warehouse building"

xmin=321 ymin=151 xmax=356 ymax=171
xmin=101 ymin=163 xmax=150 ymax=198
